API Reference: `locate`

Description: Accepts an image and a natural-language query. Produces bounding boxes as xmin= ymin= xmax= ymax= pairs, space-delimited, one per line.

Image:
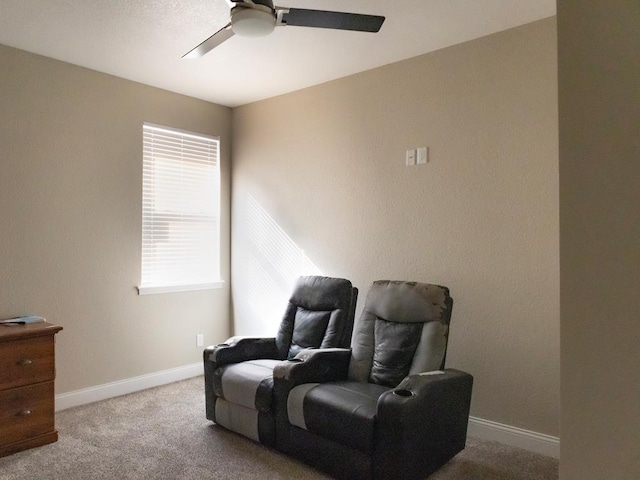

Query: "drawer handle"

xmin=18 ymin=359 xmax=33 ymax=366
xmin=18 ymin=409 xmax=32 ymax=417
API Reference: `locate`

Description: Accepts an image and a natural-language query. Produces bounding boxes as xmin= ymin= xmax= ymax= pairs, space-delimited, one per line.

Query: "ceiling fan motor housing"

xmin=231 ymin=5 xmax=276 ymax=37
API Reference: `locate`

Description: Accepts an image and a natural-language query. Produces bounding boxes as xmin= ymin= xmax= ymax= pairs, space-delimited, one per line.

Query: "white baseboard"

xmin=468 ymin=416 xmax=560 ymax=459
xmin=55 ymin=366 xmax=559 ymax=460
xmin=55 ymin=362 xmax=202 ymax=411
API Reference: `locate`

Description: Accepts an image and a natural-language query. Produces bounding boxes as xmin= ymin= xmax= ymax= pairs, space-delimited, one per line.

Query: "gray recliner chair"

xmin=203 ymin=275 xmax=357 ymax=446
xmin=273 ymin=280 xmax=473 ymax=480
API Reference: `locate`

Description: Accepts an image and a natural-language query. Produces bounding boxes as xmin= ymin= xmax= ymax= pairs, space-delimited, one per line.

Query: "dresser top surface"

xmin=0 ymin=322 xmax=63 ymax=342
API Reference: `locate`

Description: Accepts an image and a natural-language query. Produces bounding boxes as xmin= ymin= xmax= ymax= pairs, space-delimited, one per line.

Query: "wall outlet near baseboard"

xmin=196 ymin=334 xmax=204 ymax=347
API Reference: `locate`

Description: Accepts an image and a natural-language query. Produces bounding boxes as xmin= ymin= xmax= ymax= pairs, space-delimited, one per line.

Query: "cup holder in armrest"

xmin=392 ymin=389 xmax=415 ymax=398
xmin=215 ymin=343 xmax=230 ymax=347
xmin=288 ymin=358 xmax=304 ymax=363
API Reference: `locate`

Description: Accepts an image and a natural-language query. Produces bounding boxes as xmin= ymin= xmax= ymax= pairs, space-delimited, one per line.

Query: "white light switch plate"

xmin=406 ymin=149 xmax=416 ymax=166
xmin=417 ymin=147 xmax=428 ymax=164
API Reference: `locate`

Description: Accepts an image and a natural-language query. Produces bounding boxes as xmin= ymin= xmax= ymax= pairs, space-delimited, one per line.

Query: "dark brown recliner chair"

xmin=203 ymin=275 xmax=357 ymax=446
xmin=274 ymin=280 xmax=473 ymax=480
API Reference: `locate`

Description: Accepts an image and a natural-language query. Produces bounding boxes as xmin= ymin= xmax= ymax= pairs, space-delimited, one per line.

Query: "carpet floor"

xmin=0 ymin=377 xmax=558 ymax=479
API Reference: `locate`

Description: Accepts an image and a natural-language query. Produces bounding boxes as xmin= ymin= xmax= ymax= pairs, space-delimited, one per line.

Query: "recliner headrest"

xmin=289 ymin=275 xmax=353 ymax=311
xmin=364 ymin=280 xmax=451 ymax=324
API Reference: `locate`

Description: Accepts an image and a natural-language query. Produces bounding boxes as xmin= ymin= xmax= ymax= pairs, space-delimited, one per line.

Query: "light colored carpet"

xmin=0 ymin=377 xmax=558 ymax=479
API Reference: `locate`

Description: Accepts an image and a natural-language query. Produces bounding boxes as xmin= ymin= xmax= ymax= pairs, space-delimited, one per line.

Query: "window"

xmin=137 ymin=123 xmax=222 ymax=295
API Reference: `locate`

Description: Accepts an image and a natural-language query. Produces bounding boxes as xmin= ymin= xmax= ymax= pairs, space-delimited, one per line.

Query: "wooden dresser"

xmin=0 ymin=322 xmax=63 ymax=457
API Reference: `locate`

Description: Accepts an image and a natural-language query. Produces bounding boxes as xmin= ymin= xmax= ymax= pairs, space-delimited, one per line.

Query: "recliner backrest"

xmin=275 ymin=276 xmax=357 ymax=359
xmin=348 ymin=280 xmax=453 ymax=387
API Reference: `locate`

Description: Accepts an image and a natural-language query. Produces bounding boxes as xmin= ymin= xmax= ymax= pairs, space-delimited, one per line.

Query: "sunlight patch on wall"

xmin=245 ymin=194 xmax=322 ymax=330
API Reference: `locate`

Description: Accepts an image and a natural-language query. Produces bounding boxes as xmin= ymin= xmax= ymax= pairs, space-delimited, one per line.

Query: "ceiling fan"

xmin=183 ymin=0 xmax=385 ymax=59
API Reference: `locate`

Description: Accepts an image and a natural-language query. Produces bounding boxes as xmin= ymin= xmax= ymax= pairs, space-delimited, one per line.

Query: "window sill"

xmin=137 ymin=281 xmax=225 ymax=295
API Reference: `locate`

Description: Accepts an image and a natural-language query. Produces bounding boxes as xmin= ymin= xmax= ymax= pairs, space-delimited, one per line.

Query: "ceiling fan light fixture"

xmin=231 ymin=7 xmax=276 ymax=37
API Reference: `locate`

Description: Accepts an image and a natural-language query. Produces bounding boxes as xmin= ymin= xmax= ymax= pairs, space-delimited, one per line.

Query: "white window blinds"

xmin=138 ymin=123 xmax=222 ymax=295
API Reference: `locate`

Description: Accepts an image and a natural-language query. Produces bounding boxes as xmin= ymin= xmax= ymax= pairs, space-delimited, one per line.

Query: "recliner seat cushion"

xmin=287 ymin=381 xmax=390 ymax=454
xmin=213 ymin=359 xmax=281 ymax=412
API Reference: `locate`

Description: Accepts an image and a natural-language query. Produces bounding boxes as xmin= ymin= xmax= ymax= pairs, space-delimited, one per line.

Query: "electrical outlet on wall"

xmin=196 ymin=334 xmax=204 ymax=347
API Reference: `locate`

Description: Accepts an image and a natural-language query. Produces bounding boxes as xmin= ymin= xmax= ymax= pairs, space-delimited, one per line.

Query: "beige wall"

xmin=232 ymin=18 xmax=559 ymax=436
xmin=0 ymin=44 xmax=232 ymax=393
xmin=558 ymin=2 xmax=640 ymax=479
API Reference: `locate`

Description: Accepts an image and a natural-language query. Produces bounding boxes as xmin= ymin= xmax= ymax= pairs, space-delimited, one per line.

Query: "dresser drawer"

xmin=0 ymin=382 xmax=55 ymax=447
xmin=0 ymin=335 xmax=56 ymax=390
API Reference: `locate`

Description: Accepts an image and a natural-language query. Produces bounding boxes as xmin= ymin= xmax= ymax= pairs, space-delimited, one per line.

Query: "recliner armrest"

xmin=391 ymin=368 xmax=473 ymax=400
xmin=374 ymin=369 xmax=473 ymax=479
xmin=204 ymin=336 xmax=279 ymax=369
xmin=273 ymin=348 xmax=351 ymax=387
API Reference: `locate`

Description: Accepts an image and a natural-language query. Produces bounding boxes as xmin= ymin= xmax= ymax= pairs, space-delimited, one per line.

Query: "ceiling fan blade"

xmin=182 ymin=23 xmax=235 ymax=59
xmin=280 ymin=8 xmax=384 ymax=32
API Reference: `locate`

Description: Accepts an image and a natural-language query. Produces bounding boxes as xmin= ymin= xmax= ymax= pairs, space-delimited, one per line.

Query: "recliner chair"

xmin=273 ymin=280 xmax=473 ymax=480
xmin=203 ymin=275 xmax=357 ymax=446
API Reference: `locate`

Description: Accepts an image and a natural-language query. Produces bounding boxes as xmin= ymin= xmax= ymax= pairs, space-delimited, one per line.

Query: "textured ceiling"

xmin=0 ymin=1 xmax=556 ymax=107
